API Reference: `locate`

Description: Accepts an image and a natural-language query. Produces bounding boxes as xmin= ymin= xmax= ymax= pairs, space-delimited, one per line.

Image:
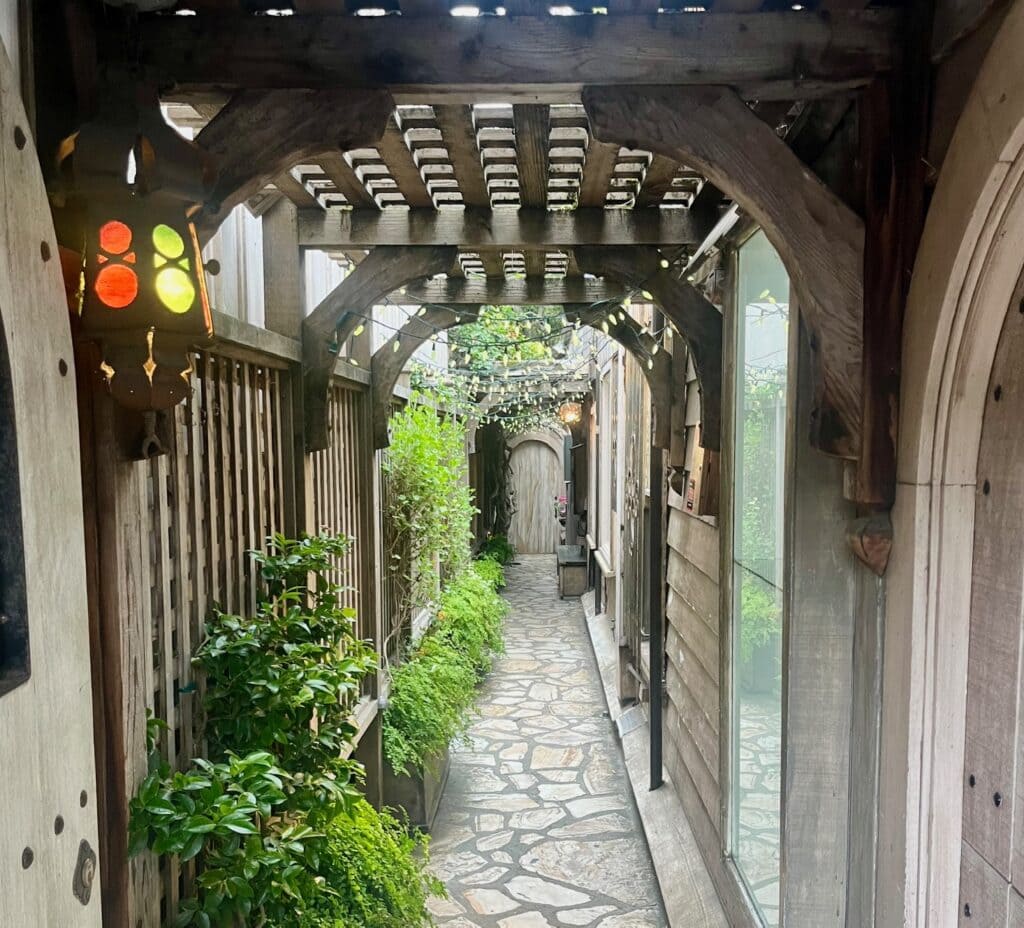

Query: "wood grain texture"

xmin=302 ymin=245 xmax=455 ymax=451
xmin=576 ymin=245 xmax=723 ymax=451
xmin=508 ymin=439 xmax=563 ymax=554
xmin=583 ymin=85 xmax=864 ymax=463
xmin=125 ymin=11 xmax=903 ymax=101
xmin=195 ymin=88 xmax=393 ymax=236
xmin=0 ymin=33 xmax=102 ymax=925
xmin=298 ymin=206 xmax=711 ymax=248
xmin=404 ymin=274 xmax=625 ymax=304
xmin=962 ymin=283 xmax=1024 ymax=881
xmin=514 ymin=104 xmax=550 ymax=207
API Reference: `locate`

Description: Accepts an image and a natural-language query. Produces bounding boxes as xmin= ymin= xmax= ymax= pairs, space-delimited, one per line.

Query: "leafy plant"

xmin=472 ymin=556 xmax=506 ymax=591
xmin=272 ymin=801 xmax=442 ymax=928
xmin=195 ymin=533 xmax=376 ymax=817
xmin=383 ymin=567 xmax=506 ymax=774
xmin=448 ymin=304 xmax=560 ymax=370
xmin=478 ymin=534 xmax=516 ymax=565
xmin=383 ymin=392 xmax=476 ymax=613
xmin=129 ymin=533 xmax=441 ymax=928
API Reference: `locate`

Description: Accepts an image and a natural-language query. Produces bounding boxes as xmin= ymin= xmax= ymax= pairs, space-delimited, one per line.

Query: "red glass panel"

xmin=98 ymin=221 xmax=132 ymax=256
xmin=124 ymin=252 xmax=136 ymax=265
xmin=95 ymin=264 xmax=138 ymax=309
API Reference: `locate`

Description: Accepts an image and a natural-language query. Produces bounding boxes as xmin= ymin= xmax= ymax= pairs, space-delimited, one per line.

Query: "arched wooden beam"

xmin=563 ymin=302 xmax=673 ymax=450
xmin=575 ymin=245 xmax=722 ymax=452
xmin=369 ymin=303 xmax=470 ymax=449
xmin=582 ymin=85 xmax=863 ymax=462
xmin=577 ymin=243 xmax=720 ymax=450
xmin=303 ymin=245 xmax=456 ymax=451
xmin=370 ymin=300 xmax=672 ymax=449
xmin=194 ymin=88 xmax=393 ymax=239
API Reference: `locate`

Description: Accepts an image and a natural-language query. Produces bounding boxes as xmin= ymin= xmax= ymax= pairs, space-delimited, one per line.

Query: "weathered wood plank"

xmin=399 ymin=274 xmax=622 ymax=303
xmin=664 ymin=706 xmax=720 ymax=828
xmin=666 ymin=545 xmax=719 ymax=630
xmin=666 ymin=658 xmax=720 ymax=779
xmin=514 ymin=104 xmax=550 ymax=207
xmin=194 ymin=88 xmax=393 ymax=236
xmin=127 ymin=12 xmax=903 ymax=101
xmin=962 ymin=281 xmax=1024 ymax=879
xmin=666 ymin=588 xmax=720 ymax=685
xmin=957 ymin=842 xmax=1010 ymax=925
xmin=583 ymin=85 xmax=863 ymax=464
xmin=379 ymin=115 xmax=433 ymax=207
xmin=666 ymin=506 xmax=720 ymax=582
xmin=578 ymin=138 xmax=619 ymax=207
xmin=317 ymin=151 xmax=378 ymax=209
xmin=433 ymin=104 xmax=491 ymax=207
xmin=298 ymin=206 xmax=712 ymax=248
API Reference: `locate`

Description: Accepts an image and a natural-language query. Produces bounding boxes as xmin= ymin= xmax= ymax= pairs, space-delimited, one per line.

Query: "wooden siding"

xmin=664 ymin=491 xmax=721 ymax=835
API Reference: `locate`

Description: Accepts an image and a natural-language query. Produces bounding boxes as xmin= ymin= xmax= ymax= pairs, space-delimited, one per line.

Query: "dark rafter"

xmin=115 ymin=12 xmax=902 ymax=103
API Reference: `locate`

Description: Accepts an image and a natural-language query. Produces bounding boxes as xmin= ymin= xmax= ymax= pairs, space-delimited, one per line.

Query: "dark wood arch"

xmin=575 ymin=245 xmax=722 ymax=451
xmin=582 ymin=84 xmax=863 ymax=465
xmin=302 ymin=245 xmax=457 ymax=450
xmin=369 ymin=300 xmax=673 ymax=450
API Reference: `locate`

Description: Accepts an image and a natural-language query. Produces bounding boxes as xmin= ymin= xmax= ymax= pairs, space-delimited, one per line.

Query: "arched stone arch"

xmin=582 ymin=85 xmax=862 ymax=468
xmin=369 ymin=299 xmax=673 ymax=449
xmin=878 ymin=4 xmax=1024 ymax=924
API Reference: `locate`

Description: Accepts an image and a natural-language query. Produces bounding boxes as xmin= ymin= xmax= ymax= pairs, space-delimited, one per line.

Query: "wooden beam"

xmin=318 ymin=151 xmax=378 ymax=209
xmin=564 ymin=301 xmax=673 ymax=448
xmin=583 ymin=84 xmax=863 ymax=463
xmin=370 ymin=304 xmax=464 ymax=448
xmin=578 ymin=138 xmax=619 ymax=207
xmin=433 ymin=104 xmax=490 ymax=206
xmin=636 ymin=154 xmax=681 ymax=207
xmin=298 ymin=205 xmax=714 ymax=248
xmin=194 ymin=88 xmax=393 ymax=236
xmin=302 ymin=245 xmax=456 ymax=450
xmin=125 ymin=12 xmax=903 ymax=102
xmin=378 ymin=115 xmax=433 ymax=207
xmin=575 ymin=245 xmax=723 ymax=451
xmin=403 ymin=274 xmax=625 ymax=304
xmin=514 ymin=104 xmax=550 ymax=207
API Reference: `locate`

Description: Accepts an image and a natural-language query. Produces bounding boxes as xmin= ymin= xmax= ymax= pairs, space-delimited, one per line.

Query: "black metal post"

xmin=649 ymin=431 xmax=666 ymax=791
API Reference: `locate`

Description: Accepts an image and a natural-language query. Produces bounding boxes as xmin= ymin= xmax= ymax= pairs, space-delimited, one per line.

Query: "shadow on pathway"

xmin=427 ymin=555 xmax=668 ymax=928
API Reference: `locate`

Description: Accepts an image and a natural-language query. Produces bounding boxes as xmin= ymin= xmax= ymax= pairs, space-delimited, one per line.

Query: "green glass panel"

xmin=156 ymin=266 xmax=195 ymax=314
xmin=152 ymin=223 xmax=186 ymax=260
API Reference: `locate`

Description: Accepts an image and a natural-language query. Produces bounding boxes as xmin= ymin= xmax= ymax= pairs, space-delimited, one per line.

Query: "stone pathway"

xmin=427 ymin=555 xmax=667 ymax=928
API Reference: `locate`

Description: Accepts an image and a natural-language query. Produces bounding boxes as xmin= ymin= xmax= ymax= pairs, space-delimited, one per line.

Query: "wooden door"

xmin=508 ymin=436 xmax=563 ymax=555
xmin=0 ymin=37 xmax=102 ymax=926
xmin=958 ymin=272 xmax=1024 ymax=925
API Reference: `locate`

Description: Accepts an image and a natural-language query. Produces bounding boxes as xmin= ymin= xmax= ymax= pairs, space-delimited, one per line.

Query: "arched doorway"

xmin=879 ymin=2 xmax=1024 ymax=923
xmin=507 ymin=430 xmax=564 ymax=555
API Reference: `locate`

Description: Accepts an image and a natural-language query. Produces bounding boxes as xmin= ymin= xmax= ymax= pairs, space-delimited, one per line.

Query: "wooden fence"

xmin=85 ymin=319 xmax=389 ymax=927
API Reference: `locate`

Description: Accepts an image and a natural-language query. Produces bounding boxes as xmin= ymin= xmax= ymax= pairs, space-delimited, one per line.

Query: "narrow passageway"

xmin=428 ymin=556 xmax=667 ymax=927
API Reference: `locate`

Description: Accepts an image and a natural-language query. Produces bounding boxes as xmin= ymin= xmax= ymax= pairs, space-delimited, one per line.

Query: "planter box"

xmin=382 ymin=747 xmax=451 ymax=832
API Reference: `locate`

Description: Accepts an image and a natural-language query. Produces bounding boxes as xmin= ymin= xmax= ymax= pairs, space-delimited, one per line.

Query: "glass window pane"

xmin=732 ymin=230 xmax=789 ymax=927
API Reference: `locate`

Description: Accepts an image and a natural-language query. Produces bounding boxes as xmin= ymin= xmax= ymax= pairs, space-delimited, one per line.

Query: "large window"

xmin=731 ymin=230 xmax=789 ymax=926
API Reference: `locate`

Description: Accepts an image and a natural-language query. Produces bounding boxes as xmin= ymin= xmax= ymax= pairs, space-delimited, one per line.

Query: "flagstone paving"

xmin=428 ymin=555 xmax=667 ymax=928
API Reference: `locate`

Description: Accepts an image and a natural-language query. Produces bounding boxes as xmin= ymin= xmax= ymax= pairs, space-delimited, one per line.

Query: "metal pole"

xmin=649 ymin=315 xmax=666 ymax=790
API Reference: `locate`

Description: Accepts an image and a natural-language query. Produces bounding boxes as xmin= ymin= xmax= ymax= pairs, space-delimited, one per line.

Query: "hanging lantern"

xmin=58 ymin=81 xmax=215 ymax=411
xmin=558 ymin=400 xmax=583 ymax=425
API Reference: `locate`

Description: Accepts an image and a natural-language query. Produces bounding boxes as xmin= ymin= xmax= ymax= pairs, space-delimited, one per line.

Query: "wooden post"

xmin=262 ymin=198 xmax=312 ymax=537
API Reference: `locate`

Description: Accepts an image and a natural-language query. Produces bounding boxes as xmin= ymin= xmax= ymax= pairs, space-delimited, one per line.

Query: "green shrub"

xmin=472 ymin=555 xmax=506 ymax=590
xmin=129 ymin=533 xmax=440 ymax=928
xmin=383 ymin=568 xmax=507 ymax=774
xmin=278 ymin=800 xmax=443 ymax=928
xmin=478 ymin=534 xmax=515 ymax=565
xmin=384 ymin=393 xmax=476 ymax=610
